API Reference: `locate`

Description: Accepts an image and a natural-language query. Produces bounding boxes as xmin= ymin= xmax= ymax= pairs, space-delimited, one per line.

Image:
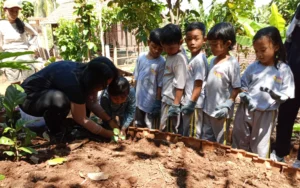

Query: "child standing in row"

xmin=134 ymin=28 xmax=165 ymax=129
xmin=202 ymin=22 xmax=241 ymax=144
xmin=232 ymin=26 xmax=295 ymax=158
xmin=159 ymin=24 xmax=188 ymax=134
xmin=181 ymin=22 xmax=208 ymax=138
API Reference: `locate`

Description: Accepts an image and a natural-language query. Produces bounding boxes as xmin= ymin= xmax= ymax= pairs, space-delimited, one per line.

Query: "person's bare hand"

xmin=108 ymin=118 xmax=119 ymax=129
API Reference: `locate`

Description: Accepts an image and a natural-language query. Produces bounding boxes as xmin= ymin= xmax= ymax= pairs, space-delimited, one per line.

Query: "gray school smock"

xmin=182 ymin=52 xmax=208 ymax=108
xmin=203 ymin=56 xmax=241 ymax=117
xmin=134 ymin=52 xmax=165 ymax=113
xmin=241 ymin=61 xmax=295 ymax=111
xmin=160 ymin=102 xmax=182 ymax=134
xmin=161 ymin=52 xmax=188 ymax=105
xmin=232 ymin=103 xmax=277 ymax=158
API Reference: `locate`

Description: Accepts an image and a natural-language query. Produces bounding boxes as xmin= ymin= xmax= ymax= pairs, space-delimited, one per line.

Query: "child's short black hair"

xmin=108 ymin=76 xmax=130 ymax=97
xmin=207 ymin=22 xmax=236 ymax=50
xmin=185 ymin=22 xmax=206 ymax=36
xmin=149 ymin=28 xmax=162 ymax=46
xmin=253 ymin=26 xmax=286 ymax=67
xmin=160 ymin=24 xmax=182 ymax=45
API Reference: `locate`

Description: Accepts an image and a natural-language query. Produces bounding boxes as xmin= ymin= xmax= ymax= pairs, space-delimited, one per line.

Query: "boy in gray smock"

xmin=159 ymin=24 xmax=187 ymax=134
xmin=134 ymin=28 xmax=165 ymax=129
xmin=232 ymin=27 xmax=295 ymax=158
xmin=202 ymin=23 xmax=241 ymax=144
xmin=181 ymin=22 xmax=208 ymax=138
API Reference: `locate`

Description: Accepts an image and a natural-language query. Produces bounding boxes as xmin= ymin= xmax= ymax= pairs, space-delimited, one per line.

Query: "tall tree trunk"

xmin=98 ymin=1 xmax=105 ymax=57
xmin=166 ymin=0 xmax=174 ymax=23
xmin=125 ymin=27 xmax=128 ymax=59
xmin=113 ymin=38 xmax=117 ymax=66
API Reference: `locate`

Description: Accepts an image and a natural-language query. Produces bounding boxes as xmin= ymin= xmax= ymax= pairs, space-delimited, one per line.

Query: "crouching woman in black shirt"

xmin=20 ymin=57 xmax=119 ymax=139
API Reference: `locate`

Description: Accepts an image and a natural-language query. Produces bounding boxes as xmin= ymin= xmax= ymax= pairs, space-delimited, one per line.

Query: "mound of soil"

xmin=0 ymin=135 xmax=299 ymax=188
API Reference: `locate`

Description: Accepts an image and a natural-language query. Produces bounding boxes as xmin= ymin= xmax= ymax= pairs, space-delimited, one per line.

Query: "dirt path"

xmin=0 ymin=137 xmax=299 ymax=188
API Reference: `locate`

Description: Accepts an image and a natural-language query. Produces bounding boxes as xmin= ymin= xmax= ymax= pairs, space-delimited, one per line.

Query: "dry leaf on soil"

xmin=47 ymin=157 xmax=67 ymax=166
xmin=87 ymin=172 xmax=109 ymax=181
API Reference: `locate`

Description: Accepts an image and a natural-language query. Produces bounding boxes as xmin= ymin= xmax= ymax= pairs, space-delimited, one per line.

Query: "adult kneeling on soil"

xmin=20 ymin=56 xmax=119 ymax=140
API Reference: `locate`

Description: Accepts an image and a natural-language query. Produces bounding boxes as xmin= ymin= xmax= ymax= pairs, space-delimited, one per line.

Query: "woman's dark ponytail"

xmin=15 ymin=18 xmax=25 ymax=34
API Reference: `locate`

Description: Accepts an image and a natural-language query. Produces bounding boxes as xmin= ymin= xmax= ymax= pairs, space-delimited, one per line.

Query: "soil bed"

xmin=0 ymin=135 xmax=299 ymax=188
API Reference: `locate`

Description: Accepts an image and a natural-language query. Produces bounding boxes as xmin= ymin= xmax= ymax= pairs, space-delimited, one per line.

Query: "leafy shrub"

xmin=44 ymin=56 xmax=56 ymax=67
xmin=54 ymin=19 xmax=84 ymax=62
xmin=21 ymin=1 xmax=34 ymax=22
xmin=0 ymin=85 xmax=37 ymax=161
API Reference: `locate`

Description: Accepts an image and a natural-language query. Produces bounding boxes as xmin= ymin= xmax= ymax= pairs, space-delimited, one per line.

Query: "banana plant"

xmin=0 ymin=51 xmax=37 ymax=70
xmin=269 ymin=3 xmax=286 ymax=38
xmin=236 ymin=3 xmax=286 ymax=47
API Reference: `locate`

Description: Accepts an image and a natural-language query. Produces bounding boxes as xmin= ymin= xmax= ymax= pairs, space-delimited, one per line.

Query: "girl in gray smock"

xmin=202 ymin=22 xmax=241 ymax=144
xmin=232 ymin=27 xmax=295 ymax=159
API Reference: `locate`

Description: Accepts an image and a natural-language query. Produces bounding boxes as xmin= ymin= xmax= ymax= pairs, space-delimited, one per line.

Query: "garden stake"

xmin=223 ymin=119 xmax=227 ymax=146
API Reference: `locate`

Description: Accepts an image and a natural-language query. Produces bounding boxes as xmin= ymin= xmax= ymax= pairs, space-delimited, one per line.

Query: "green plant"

xmin=54 ymin=19 xmax=84 ymax=62
xmin=269 ymin=3 xmax=286 ymax=38
xmin=0 ymin=94 xmax=4 ymax=111
xmin=0 ymin=0 xmax=5 ymax=19
xmin=74 ymin=0 xmax=100 ymax=61
xmin=112 ymin=128 xmax=125 ymax=142
xmin=33 ymin=0 xmax=56 ymax=17
xmin=227 ymin=3 xmax=286 ymax=48
xmin=270 ymin=0 xmax=300 ymax=22
xmin=293 ymin=124 xmax=300 ymax=132
xmin=21 ymin=1 xmax=34 ymax=22
xmin=55 ymin=0 xmax=101 ymax=62
xmin=0 ymin=51 xmax=37 ymax=70
xmin=44 ymin=56 xmax=56 ymax=67
xmin=0 ymin=84 xmax=37 ymax=161
xmin=108 ymin=0 xmax=163 ymax=45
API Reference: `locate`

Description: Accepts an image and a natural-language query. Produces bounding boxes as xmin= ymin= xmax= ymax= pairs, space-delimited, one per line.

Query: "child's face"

xmin=161 ymin=41 xmax=183 ymax=56
xmin=110 ymin=94 xmax=128 ymax=104
xmin=148 ymin=41 xmax=163 ymax=58
xmin=208 ymin=40 xmax=231 ymax=56
xmin=253 ymin=36 xmax=279 ymax=66
xmin=185 ymin=29 xmax=205 ymax=56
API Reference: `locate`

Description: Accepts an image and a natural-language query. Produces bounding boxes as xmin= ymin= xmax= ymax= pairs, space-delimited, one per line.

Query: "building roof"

xmin=41 ymin=1 xmax=76 ymax=24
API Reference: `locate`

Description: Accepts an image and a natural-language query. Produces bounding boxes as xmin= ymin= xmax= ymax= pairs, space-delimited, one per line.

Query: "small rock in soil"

xmin=175 ymin=142 xmax=185 ymax=148
xmin=28 ymin=171 xmax=47 ymax=183
xmin=207 ymin=173 xmax=216 ymax=179
xmin=118 ymin=179 xmax=131 ymax=188
xmin=127 ymin=176 xmax=138 ymax=184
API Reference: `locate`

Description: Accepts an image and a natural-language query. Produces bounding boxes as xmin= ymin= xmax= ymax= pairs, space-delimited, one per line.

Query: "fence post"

xmin=105 ymin=45 xmax=110 ymax=59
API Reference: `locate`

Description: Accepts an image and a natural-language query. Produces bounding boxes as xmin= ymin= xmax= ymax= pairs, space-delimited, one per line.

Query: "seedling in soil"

xmin=0 ymin=174 xmax=5 ymax=181
xmin=293 ymin=124 xmax=300 ymax=132
xmin=112 ymin=128 xmax=126 ymax=142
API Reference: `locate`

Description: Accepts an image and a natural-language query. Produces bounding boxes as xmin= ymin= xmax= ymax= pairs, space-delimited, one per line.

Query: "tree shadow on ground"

xmin=112 ymin=144 xmax=126 ymax=152
xmin=25 ymin=143 xmax=71 ymax=164
xmin=171 ymin=167 xmax=188 ymax=188
xmin=69 ymin=184 xmax=83 ymax=188
xmin=132 ymin=151 xmax=160 ymax=160
xmin=145 ymin=138 xmax=171 ymax=147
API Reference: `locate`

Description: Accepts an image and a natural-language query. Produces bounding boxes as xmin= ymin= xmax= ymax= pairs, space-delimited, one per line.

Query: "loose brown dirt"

xmin=0 ymin=136 xmax=299 ymax=188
